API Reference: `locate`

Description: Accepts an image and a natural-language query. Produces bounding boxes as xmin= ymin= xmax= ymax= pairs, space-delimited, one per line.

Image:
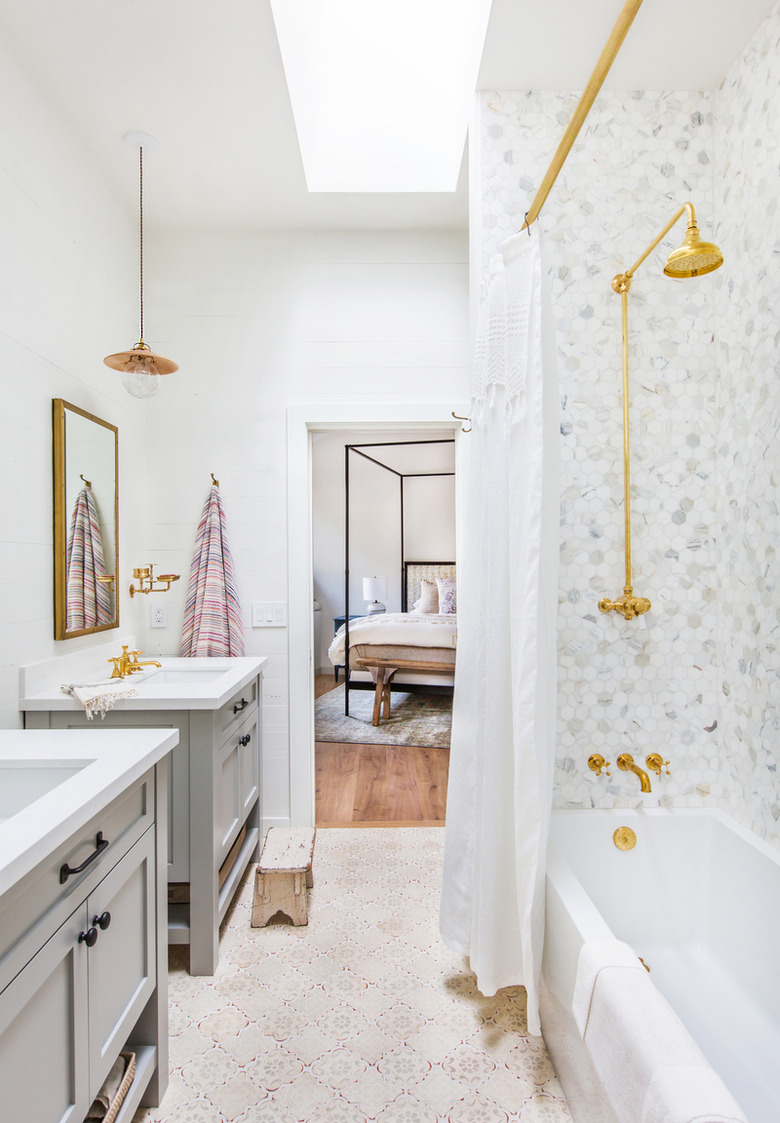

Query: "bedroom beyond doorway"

xmin=311 ymin=429 xmax=456 ymax=826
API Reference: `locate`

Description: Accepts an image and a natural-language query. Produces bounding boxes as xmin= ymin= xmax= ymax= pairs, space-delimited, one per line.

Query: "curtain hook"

xmin=211 ymin=473 xmax=219 ymax=487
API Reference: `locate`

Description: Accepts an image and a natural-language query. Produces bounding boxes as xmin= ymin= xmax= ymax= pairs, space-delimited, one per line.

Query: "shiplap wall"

xmin=0 ymin=26 xmax=147 ymax=728
xmin=138 ymin=230 xmax=470 ymax=821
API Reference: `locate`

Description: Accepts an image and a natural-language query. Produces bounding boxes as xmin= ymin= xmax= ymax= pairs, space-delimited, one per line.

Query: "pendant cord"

xmin=139 ymin=146 xmax=144 ymax=342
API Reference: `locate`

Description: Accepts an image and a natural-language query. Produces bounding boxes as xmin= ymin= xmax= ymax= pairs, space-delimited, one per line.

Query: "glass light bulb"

xmin=122 ymin=355 xmax=161 ymax=398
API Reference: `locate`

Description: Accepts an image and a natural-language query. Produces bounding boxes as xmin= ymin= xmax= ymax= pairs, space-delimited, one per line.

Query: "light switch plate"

xmin=252 ymin=601 xmax=287 ymax=627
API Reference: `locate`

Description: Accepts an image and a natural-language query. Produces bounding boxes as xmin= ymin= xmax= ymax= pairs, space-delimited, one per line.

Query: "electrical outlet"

xmin=151 ymin=604 xmax=167 ymax=628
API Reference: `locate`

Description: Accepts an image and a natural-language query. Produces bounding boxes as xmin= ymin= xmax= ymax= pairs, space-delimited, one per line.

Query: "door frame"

xmin=286 ymin=402 xmax=461 ymax=826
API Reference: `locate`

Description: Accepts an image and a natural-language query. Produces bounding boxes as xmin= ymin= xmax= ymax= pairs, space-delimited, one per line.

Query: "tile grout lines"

xmin=134 ymin=827 xmax=572 ymax=1123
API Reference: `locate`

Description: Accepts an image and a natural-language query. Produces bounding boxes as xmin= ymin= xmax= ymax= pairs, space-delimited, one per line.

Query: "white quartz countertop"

xmin=19 ymin=655 xmax=267 ymax=712
xmin=0 ymin=728 xmax=178 ymax=898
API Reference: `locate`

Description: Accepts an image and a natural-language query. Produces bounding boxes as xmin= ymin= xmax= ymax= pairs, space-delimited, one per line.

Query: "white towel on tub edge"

xmin=581 ymin=960 xmax=747 ymax=1123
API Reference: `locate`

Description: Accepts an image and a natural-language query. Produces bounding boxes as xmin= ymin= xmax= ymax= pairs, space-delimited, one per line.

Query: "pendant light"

xmin=104 ymin=131 xmax=178 ymax=398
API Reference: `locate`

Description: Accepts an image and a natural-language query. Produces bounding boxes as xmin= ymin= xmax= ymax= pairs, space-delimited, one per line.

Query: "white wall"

xmin=138 ymin=231 xmax=470 ymax=821
xmin=0 ymin=26 xmax=147 ymax=728
xmin=311 ymin=429 xmax=457 ymax=672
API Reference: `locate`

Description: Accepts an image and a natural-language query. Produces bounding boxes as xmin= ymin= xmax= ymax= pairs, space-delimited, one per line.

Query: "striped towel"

xmin=66 ymin=487 xmax=112 ymax=630
xmin=180 ymin=485 xmax=245 ymax=657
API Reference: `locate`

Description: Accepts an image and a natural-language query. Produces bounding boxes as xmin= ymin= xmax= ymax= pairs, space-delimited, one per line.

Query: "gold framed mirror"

xmin=53 ymin=399 xmax=119 ymax=640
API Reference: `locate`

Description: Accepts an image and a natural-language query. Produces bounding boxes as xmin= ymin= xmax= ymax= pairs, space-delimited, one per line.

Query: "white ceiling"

xmin=0 ymin=0 xmax=774 ymax=232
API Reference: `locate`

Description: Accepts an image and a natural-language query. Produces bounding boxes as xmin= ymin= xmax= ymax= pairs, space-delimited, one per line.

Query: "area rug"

xmin=316 ymin=684 xmax=452 ymax=748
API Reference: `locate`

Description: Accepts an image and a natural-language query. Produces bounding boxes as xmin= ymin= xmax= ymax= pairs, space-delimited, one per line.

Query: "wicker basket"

xmin=100 ymin=1051 xmax=136 ymax=1123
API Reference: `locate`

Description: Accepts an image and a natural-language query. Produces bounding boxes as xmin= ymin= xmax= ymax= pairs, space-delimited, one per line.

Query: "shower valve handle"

xmin=588 ymin=754 xmax=611 ymax=778
xmin=646 ymin=753 xmax=671 ymax=776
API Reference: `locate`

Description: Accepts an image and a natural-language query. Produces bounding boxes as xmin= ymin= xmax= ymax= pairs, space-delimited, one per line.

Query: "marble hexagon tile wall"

xmin=478 ymin=90 xmax=721 ymax=811
xmin=712 ymin=3 xmax=780 ymax=849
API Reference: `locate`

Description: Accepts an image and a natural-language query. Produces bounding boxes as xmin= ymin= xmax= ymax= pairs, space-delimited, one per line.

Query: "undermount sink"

xmin=140 ymin=668 xmax=227 ymax=685
xmin=0 ymin=762 xmax=88 ymax=825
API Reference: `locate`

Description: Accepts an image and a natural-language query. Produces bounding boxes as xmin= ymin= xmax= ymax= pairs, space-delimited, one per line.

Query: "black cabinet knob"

xmin=233 ymin=697 xmax=249 ymax=713
xmin=93 ymin=911 xmax=111 ymax=931
xmin=78 ymin=927 xmax=98 ymax=948
xmin=239 ymin=733 xmax=251 ymax=746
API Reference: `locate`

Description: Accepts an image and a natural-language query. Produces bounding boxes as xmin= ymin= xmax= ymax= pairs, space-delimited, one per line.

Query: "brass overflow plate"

xmin=613 ymin=826 xmax=637 ymax=851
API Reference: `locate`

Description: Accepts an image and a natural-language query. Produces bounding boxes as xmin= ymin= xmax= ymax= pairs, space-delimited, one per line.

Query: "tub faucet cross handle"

xmin=587 ymin=753 xmax=611 ymax=778
xmin=646 ymin=753 xmax=671 ymax=777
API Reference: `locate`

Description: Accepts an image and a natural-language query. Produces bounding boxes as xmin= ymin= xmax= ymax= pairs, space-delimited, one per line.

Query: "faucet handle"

xmin=107 ymin=657 xmax=122 ymax=678
xmin=646 ymin=753 xmax=671 ymax=776
xmin=588 ymin=753 xmax=611 ymax=778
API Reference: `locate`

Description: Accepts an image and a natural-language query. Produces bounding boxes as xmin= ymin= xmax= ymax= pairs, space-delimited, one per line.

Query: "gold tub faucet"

xmin=617 ymin=752 xmax=652 ymax=793
xmin=109 ymin=644 xmax=162 ymax=679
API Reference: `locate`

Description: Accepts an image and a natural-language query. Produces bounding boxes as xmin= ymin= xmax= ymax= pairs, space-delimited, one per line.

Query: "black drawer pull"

xmin=93 ymin=911 xmax=111 ymax=931
xmin=233 ymin=698 xmax=249 ymax=713
xmin=60 ymin=832 xmax=109 ymax=884
xmin=78 ymin=927 xmax=98 ymax=948
xmin=239 ymin=733 xmax=251 ymax=746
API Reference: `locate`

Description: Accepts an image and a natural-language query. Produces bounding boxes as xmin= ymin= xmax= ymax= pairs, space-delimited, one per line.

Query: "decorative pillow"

xmin=436 ymin=577 xmax=457 ymax=615
xmin=415 ymin=579 xmax=439 ymax=614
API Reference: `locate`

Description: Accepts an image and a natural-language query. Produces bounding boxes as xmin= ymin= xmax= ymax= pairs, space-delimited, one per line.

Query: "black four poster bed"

xmin=329 ymin=439 xmax=457 ymax=719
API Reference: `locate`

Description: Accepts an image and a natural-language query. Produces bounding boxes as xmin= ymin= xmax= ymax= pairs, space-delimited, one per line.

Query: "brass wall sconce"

xmin=129 ymin=563 xmax=180 ymax=598
xmin=599 ymin=202 xmax=723 ymax=621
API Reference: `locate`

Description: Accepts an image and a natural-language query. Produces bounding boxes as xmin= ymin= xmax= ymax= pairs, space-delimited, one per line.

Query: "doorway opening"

xmin=286 ymin=405 xmax=460 ymax=829
xmin=313 ymin=431 xmax=455 ymax=826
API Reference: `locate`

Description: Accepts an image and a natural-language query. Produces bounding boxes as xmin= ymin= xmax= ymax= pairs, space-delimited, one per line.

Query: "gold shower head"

xmin=663 ymin=222 xmax=723 ymax=278
xmin=622 ymin=201 xmax=724 ymax=287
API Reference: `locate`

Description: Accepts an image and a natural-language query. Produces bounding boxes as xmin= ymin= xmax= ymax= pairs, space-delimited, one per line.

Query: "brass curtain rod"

xmin=520 ymin=0 xmax=644 ymax=232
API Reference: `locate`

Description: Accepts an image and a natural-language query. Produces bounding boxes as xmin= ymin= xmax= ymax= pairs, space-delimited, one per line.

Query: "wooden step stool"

xmin=251 ymin=827 xmax=316 ymax=927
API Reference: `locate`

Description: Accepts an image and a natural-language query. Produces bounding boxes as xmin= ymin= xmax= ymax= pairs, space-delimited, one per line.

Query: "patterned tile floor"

xmin=134 ymin=828 xmax=572 ymax=1122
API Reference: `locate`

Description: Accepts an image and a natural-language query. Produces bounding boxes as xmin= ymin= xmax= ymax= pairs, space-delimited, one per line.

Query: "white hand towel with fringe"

xmin=61 ymin=680 xmax=138 ymax=719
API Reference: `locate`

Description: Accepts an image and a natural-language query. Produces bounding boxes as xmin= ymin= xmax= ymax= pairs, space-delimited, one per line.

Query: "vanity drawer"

xmin=0 ymin=768 xmax=154 ymax=978
xmin=217 ymin=677 xmax=259 ymax=741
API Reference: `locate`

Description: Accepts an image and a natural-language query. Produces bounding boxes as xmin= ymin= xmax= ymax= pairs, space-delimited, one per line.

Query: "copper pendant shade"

xmin=103 ymin=133 xmax=177 ymax=396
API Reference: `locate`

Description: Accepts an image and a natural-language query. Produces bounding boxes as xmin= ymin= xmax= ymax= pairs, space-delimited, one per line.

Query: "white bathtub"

xmin=540 ymin=808 xmax=780 ymax=1123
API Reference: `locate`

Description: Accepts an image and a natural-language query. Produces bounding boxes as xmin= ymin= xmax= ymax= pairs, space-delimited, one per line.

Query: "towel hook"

xmin=451 ymin=411 xmax=472 ymax=433
xmin=211 ymin=473 xmax=219 ymax=488
xmin=80 ymin=473 xmax=93 ymax=489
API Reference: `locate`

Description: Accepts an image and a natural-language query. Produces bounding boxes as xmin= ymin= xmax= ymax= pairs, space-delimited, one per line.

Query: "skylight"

xmin=270 ymin=0 xmax=493 ymax=193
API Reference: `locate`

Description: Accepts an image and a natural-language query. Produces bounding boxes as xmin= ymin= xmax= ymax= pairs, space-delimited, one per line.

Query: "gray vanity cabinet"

xmin=0 ymin=899 xmax=90 ymax=1122
xmin=0 ymin=766 xmax=167 ymax=1123
xmin=28 ymin=670 xmax=264 ymax=975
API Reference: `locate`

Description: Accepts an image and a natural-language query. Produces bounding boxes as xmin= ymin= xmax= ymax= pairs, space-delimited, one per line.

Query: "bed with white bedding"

xmin=329 ymin=562 xmax=457 ymax=714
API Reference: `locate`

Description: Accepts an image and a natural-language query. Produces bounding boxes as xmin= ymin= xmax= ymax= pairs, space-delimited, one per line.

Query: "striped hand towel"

xmin=180 ymin=485 xmax=245 ymax=657
xmin=66 ymin=487 xmax=112 ymax=630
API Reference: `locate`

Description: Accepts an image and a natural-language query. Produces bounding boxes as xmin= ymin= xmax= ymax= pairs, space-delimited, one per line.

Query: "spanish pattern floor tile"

xmin=134 ymin=828 xmax=572 ymax=1122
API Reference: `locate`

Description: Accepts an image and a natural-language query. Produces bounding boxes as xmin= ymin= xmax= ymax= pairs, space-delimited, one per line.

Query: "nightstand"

xmin=333 ymin=614 xmax=363 ymax=682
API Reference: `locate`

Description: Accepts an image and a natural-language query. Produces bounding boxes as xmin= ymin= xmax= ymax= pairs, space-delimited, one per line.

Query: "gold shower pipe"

xmin=521 ymin=0 xmax=645 ymax=232
xmin=599 ymin=202 xmax=723 ymax=619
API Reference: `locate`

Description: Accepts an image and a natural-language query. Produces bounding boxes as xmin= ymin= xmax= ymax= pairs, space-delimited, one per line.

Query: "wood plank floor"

xmin=314 ymin=675 xmax=449 ymax=827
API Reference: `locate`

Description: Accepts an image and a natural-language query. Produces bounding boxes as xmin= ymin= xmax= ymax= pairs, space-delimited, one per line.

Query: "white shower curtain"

xmin=440 ymin=225 xmax=559 ymax=1036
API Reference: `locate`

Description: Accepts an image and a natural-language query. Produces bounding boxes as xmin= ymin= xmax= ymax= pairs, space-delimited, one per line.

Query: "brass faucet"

xmin=108 ymin=645 xmax=162 ymax=679
xmin=616 ymin=752 xmax=652 ymax=792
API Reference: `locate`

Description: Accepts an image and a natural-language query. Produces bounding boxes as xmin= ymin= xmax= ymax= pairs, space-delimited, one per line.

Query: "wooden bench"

xmin=251 ymin=827 xmax=316 ymax=927
xmin=352 ymin=656 xmax=455 ymax=726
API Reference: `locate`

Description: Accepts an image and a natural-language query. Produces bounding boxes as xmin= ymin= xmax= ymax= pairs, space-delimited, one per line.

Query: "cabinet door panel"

xmin=87 ymin=829 xmax=156 ymax=1096
xmin=0 ymin=903 xmax=89 ymax=1123
xmin=238 ymin=714 xmax=259 ymax=817
xmin=216 ymin=735 xmax=241 ymax=864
